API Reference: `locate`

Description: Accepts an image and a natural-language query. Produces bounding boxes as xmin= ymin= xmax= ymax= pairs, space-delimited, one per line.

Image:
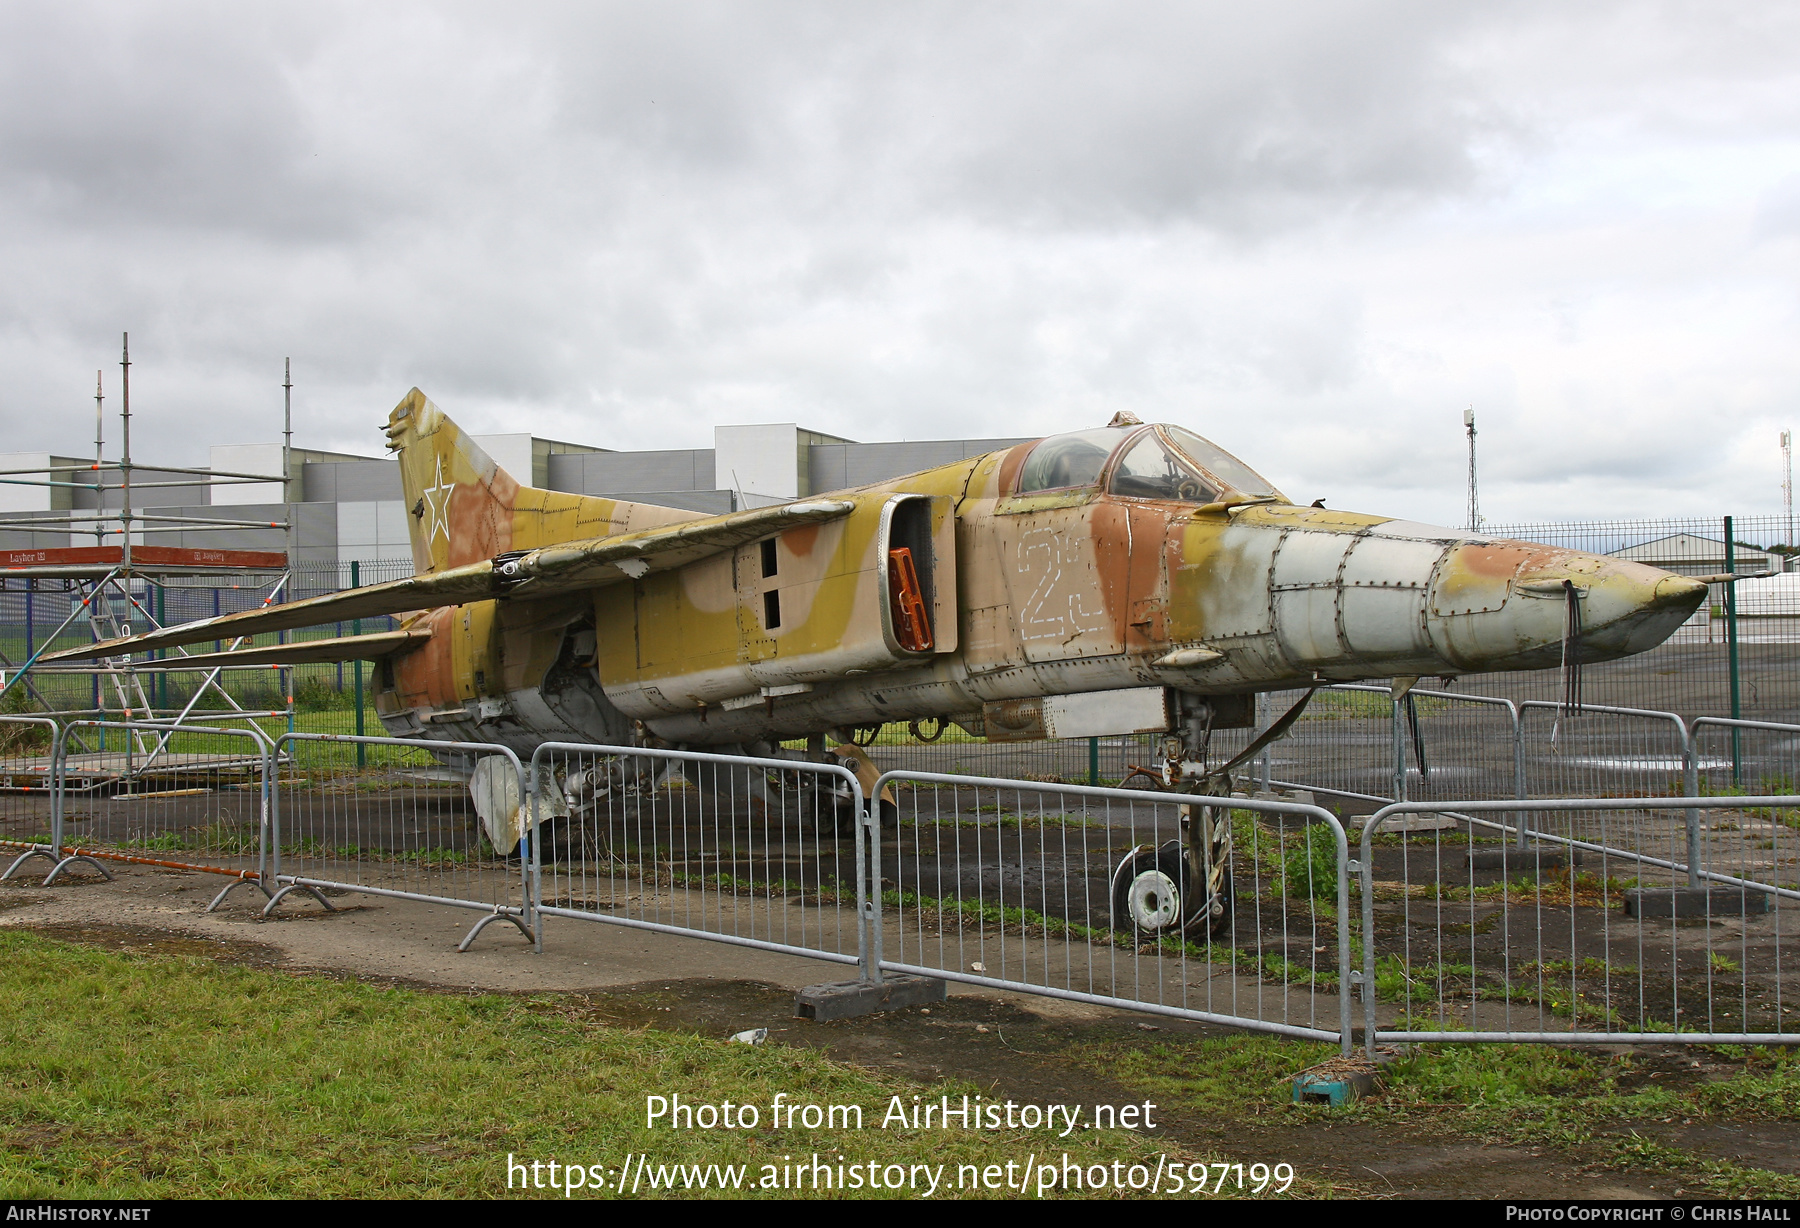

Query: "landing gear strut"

xmin=1111 ymin=696 xmax=1237 ymax=940
xmin=1107 ymin=691 xmax=1316 ymax=942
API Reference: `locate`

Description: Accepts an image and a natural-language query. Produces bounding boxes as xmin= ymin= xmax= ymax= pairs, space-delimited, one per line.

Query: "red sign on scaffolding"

xmin=0 ymin=546 xmax=287 ymax=571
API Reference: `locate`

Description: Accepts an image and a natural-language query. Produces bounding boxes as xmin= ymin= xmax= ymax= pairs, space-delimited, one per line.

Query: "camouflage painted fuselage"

xmin=370 ymin=391 xmax=1706 ymax=755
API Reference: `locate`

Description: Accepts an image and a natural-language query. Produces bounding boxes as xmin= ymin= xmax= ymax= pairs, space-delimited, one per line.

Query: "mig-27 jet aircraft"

xmin=45 ymin=391 xmax=1709 ymax=937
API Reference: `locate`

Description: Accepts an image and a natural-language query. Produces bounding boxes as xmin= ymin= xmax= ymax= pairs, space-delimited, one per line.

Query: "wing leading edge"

xmin=40 ymin=498 xmax=857 ymax=664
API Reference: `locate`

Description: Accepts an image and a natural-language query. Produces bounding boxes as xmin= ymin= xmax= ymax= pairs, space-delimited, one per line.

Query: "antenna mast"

xmin=1464 ymin=407 xmax=1480 ymax=532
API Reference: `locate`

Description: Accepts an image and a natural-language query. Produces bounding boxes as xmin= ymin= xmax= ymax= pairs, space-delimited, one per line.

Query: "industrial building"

xmin=0 ymin=422 xmax=1031 ymax=575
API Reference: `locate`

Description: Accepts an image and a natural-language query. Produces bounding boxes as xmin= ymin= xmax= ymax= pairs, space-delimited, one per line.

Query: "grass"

xmin=27 ymin=710 xmax=437 ymax=772
xmin=1277 ymin=823 xmax=1338 ymax=902
xmin=0 ymin=930 xmax=1174 ymax=1199
xmin=283 ymin=837 xmax=475 ymax=869
xmin=880 ymin=883 xmax=1341 ymax=991
xmin=1305 ymin=691 xmax=1450 ymax=721
xmin=7 ymin=930 xmax=1794 ymax=1200
xmin=1370 ymin=955 xmax=1476 ymax=1006
xmin=1367 ymin=868 xmax=1641 ymax=907
xmin=1691 ymin=776 xmax=1800 ymax=827
xmin=1072 ymin=1034 xmax=1800 ymax=1199
xmin=0 ymin=688 xmax=54 ymax=756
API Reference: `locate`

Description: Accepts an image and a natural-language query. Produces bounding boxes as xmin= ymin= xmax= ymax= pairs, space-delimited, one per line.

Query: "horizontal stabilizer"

xmin=35 ymin=630 xmax=434 ymax=672
xmin=40 ymin=566 xmax=494 ymax=664
xmin=40 ymin=497 xmax=859 ymax=664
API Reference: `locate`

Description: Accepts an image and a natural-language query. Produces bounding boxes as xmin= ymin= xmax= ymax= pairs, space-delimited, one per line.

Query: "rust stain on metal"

xmin=54 ymin=396 xmax=1710 ymax=761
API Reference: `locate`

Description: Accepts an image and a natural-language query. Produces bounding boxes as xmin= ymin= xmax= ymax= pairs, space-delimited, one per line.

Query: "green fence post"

xmin=351 ymin=560 xmax=365 ymax=768
xmin=1087 ymin=736 xmax=1099 ymax=786
xmin=1725 ymin=517 xmax=1742 ymax=784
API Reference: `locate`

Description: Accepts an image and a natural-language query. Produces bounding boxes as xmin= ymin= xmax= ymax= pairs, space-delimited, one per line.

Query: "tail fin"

xmin=384 ymin=389 xmax=703 ymax=574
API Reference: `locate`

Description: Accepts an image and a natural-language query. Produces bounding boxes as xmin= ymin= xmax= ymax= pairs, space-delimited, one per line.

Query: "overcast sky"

xmin=2 ymin=1 xmax=1797 ymax=527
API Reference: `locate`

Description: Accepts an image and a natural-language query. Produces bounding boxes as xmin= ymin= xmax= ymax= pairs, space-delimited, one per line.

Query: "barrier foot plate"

xmin=795 ymin=974 xmax=947 ymax=1021
xmin=206 ymin=877 xmax=273 ymax=913
xmin=262 ymin=882 xmax=340 ymax=917
xmin=458 ymin=910 xmax=534 ymax=952
xmin=1292 ymin=1070 xmax=1379 ymax=1107
xmin=42 ymin=854 xmax=115 ymax=886
xmin=1 ymin=847 xmax=55 ymax=882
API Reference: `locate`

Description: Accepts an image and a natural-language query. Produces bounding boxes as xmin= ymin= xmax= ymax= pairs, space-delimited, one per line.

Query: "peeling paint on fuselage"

xmin=371 ymin=394 xmax=1708 ymax=751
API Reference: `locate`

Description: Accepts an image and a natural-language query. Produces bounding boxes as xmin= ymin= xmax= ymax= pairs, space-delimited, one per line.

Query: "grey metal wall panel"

xmin=163 ymin=504 xmax=292 ymax=551
xmin=597 ymin=489 xmax=734 ymax=515
xmin=64 ymin=467 xmax=213 ymax=510
xmin=291 ymin=503 xmax=337 ymax=550
xmin=961 ymin=437 xmax=1034 ymax=456
xmin=557 ymin=450 xmax=714 ymax=495
xmin=137 ymin=466 xmax=211 ymax=509
xmin=808 ymin=445 xmax=848 ymax=494
xmin=301 ymin=464 xmax=338 ymax=503
xmin=325 ymin=461 xmax=405 ymax=503
xmin=822 ymin=438 xmax=1031 ymax=490
xmin=545 ymin=453 xmax=584 ymax=491
xmin=0 ymin=517 xmax=70 ymax=549
xmin=336 ymin=502 xmax=379 ymax=547
xmin=836 ymin=442 xmax=970 ymax=488
xmin=375 ymin=501 xmax=409 ymax=546
xmin=178 ymin=526 xmax=288 ymax=550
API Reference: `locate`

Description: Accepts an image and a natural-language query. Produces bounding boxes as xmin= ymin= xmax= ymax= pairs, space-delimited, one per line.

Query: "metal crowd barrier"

xmin=22 ymin=719 xmax=275 ymax=908
xmin=0 ymin=714 xmax=64 ymax=883
xmin=0 ymin=703 xmax=1792 ymax=1058
xmin=870 ymin=770 xmax=1355 ymax=1053
xmin=268 ymin=733 xmax=534 ymax=951
xmin=1358 ymin=795 xmax=1797 ymax=1050
xmin=526 ymin=742 xmax=872 ymax=973
xmin=1689 ymin=719 xmax=1800 ymax=905
xmin=1520 ymin=699 xmax=1696 ymax=803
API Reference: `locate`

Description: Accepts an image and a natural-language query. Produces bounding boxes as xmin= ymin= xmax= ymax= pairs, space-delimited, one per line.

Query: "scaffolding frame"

xmin=0 ymin=336 xmax=299 ymax=781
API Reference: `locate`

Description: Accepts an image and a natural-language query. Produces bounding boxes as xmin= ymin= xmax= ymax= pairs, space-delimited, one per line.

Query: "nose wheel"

xmin=1113 ymin=842 xmax=1187 ymax=933
xmin=1110 ymin=803 xmax=1234 ymax=941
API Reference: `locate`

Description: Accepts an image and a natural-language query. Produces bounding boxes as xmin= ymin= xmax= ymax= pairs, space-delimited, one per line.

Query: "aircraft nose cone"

xmin=1576 ymin=567 xmax=1708 ymax=658
xmin=1424 ymin=538 xmax=1707 ymax=672
xmin=1653 ymin=573 xmax=1709 ymax=609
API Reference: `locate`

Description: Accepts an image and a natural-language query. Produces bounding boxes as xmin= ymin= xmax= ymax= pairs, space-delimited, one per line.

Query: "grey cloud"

xmin=0 ymin=0 xmax=1796 ymax=530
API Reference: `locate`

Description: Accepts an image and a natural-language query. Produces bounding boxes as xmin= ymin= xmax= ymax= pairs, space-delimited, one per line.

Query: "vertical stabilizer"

xmin=385 ymin=389 xmax=520 ymax=574
xmin=383 ymin=389 xmax=706 ymax=576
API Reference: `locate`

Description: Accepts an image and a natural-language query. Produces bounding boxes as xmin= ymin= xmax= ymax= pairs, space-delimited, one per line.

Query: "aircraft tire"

xmin=1111 ymin=838 xmax=1233 ymax=941
xmin=1111 ymin=841 xmax=1189 ymax=938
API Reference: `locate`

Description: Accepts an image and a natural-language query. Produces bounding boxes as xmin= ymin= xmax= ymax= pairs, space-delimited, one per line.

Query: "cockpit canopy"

xmin=1014 ymin=424 xmax=1284 ymax=504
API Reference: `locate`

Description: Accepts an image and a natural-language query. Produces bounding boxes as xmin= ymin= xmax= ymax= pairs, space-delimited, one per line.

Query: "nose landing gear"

xmin=1108 ymin=688 xmax=1317 ymax=942
xmin=1110 ymin=799 xmax=1235 ymax=941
